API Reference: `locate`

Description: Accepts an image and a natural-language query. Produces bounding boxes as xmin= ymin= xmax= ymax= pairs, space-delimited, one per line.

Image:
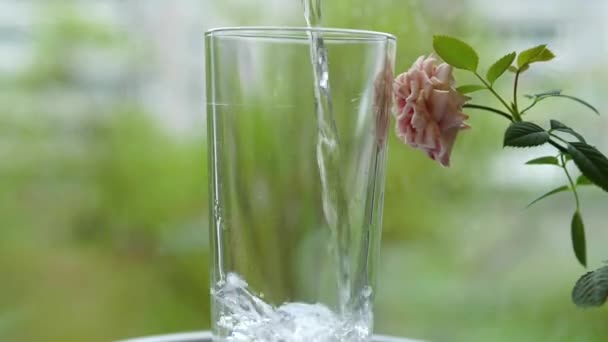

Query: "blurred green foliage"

xmin=1 ymin=3 xmax=209 ymax=340
xmin=0 ymin=1 xmax=606 ymax=341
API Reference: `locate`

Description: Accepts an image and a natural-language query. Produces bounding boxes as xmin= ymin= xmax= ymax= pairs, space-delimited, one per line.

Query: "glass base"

xmin=119 ymin=331 xmax=423 ymax=342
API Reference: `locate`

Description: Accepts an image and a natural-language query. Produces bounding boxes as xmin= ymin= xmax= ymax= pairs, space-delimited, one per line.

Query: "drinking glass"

xmin=205 ymin=27 xmax=396 ymax=341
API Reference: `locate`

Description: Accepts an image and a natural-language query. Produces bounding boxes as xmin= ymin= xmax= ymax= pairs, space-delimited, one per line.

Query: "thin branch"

xmin=513 ymin=70 xmax=521 ymax=113
xmin=520 ymin=97 xmax=539 ymax=115
xmin=463 ymin=103 xmax=513 ymax=121
xmin=561 ymin=154 xmax=581 ymax=210
xmin=548 ymin=138 xmax=567 ymax=154
xmin=473 ymin=72 xmax=520 ymax=121
xmin=549 ymin=132 xmax=569 ymax=144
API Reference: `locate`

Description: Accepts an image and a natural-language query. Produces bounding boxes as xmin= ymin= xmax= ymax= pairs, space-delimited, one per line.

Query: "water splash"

xmin=212 ymin=273 xmax=370 ymax=342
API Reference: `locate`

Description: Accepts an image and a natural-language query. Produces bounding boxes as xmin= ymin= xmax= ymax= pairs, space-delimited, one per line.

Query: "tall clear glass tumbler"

xmin=205 ymin=27 xmax=396 ymax=341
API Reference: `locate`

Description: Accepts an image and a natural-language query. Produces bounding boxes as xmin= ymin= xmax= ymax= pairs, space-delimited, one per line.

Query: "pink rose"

xmin=392 ymin=55 xmax=470 ymax=167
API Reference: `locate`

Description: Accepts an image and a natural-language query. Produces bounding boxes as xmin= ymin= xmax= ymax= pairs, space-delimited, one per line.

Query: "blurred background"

xmin=1 ymin=0 xmax=607 ymax=341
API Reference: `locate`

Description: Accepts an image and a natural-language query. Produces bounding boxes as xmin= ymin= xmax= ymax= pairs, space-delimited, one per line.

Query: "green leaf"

xmin=568 ymin=142 xmax=608 ymax=192
xmin=521 ymin=91 xmax=562 ymax=114
xmin=535 ymin=48 xmax=555 ymax=62
xmin=456 ymin=84 xmax=486 ymax=94
xmin=571 ymin=210 xmax=587 ymax=267
xmin=526 ymin=91 xmax=599 ymax=115
xmin=503 ymin=122 xmax=550 ymax=148
xmin=545 ymin=94 xmax=599 ymax=115
xmin=507 ymin=65 xmax=518 ymax=73
xmin=572 ymin=265 xmax=608 ymax=307
xmin=526 ymin=185 xmax=569 ymax=207
xmin=525 ymin=156 xmax=560 ymax=166
xmin=433 ymin=35 xmax=479 ymax=71
xmin=550 ymin=120 xmax=586 ymax=143
xmin=525 ymin=90 xmax=562 ymax=99
xmin=517 ymin=44 xmax=555 ymax=68
xmin=549 ymin=120 xmax=568 ymax=130
xmin=577 ymin=174 xmax=592 ymax=185
xmin=486 ymin=52 xmax=516 ymax=84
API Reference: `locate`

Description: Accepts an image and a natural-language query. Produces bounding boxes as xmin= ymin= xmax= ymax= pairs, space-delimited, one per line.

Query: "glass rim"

xmin=204 ymin=26 xmax=396 ymax=41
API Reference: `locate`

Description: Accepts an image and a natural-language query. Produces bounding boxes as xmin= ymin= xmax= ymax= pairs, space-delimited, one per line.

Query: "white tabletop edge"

xmin=118 ymin=331 xmax=425 ymax=342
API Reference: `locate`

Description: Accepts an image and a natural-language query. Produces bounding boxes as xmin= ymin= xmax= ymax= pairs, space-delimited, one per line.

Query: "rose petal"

xmin=434 ymin=63 xmax=453 ymax=85
xmin=428 ymin=89 xmax=450 ymax=122
xmin=391 ymin=55 xmax=471 ymax=167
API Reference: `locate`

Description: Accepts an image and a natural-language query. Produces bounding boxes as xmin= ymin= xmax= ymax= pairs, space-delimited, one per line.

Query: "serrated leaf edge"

xmin=503 ymin=122 xmax=550 ymax=148
xmin=568 ymin=142 xmax=608 ymax=192
xmin=572 ymin=265 xmax=608 ymax=308
xmin=487 ymin=52 xmax=516 ymax=85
